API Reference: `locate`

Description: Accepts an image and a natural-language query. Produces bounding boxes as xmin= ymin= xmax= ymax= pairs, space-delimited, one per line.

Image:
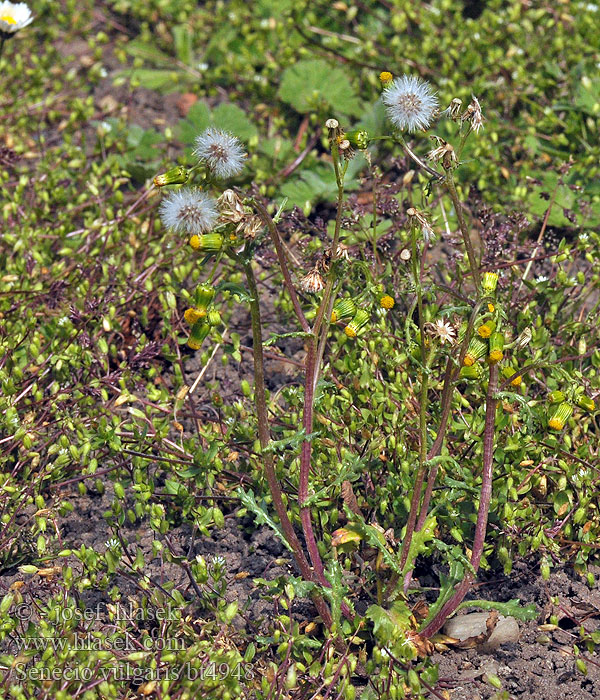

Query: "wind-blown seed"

xmin=382 ymin=75 xmax=439 ymax=132
xmin=194 ymin=128 xmax=247 ymax=178
xmin=159 ymin=188 xmax=218 ymax=235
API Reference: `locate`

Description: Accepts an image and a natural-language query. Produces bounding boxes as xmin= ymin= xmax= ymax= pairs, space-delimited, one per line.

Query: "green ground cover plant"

xmin=0 ymin=0 xmax=599 ymax=698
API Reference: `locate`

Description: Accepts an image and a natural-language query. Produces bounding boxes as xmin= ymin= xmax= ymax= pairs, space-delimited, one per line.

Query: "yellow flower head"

xmin=477 ymin=323 xmax=493 ymax=338
xmin=380 ymin=294 xmax=395 ymax=310
xmin=379 ymin=71 xmax=393 ymax=84
xmin=189 ymin=235 xmax=201 ymax=250
xmin=488 ymin=349 xmax=503 ymax=364
xmin=344 ymin=309 xmax=370 ymax=338
xmin=487 ymin=303 xmax=495 ymax=313
xmin=184 ymin=308 xmax=203 ymax=325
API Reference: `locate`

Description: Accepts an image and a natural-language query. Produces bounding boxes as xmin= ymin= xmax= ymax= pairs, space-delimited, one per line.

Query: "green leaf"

xmin=278 ymin=59 xmax=363 ymax=117
xmin=322 ymin=559 xmax=348 ymax=630
xmin=263 ymin=331 xmax=313 ymax=347
xmin=456 ymin=598 xmax=538 ymax=621
xmin=211 ymin=103 xmax=258 ymax=141
xmin=173 ymin=24 xmax=193 ymax=65
xmin=399 ymin=516 xmax=437 ymax=576
xmin=261 ymin=429 xmax=317 ymax=454
xmin=176 ymin=102 xmax=211 ymax=144
xmin=128 ymin=69 xmax=183 ymax=91
xmin=365 ymin=601 xmax=414 ymax=655
xmin=236 ymin=488 xmax=293 ymax=552
xmin=215 ymin=281 xmax=254 ymax=303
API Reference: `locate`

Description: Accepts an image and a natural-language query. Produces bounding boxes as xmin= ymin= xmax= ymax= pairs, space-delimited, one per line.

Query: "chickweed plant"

xmin=152 ymin=66 xmax=598 ymax=677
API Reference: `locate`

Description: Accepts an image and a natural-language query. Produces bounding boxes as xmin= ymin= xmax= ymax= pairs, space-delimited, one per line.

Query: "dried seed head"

xmin=461 ymin=95 xmax=484 ymax=134
xmin=442 ymin=98 xmax=463 ymax=120
xmin=300 ymin=269 xmax=325 ymax=293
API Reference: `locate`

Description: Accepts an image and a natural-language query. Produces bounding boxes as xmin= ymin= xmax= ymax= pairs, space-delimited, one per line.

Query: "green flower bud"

xmin=188 ymin=322 xmax=211 ymax=350
xmin=477 ymin=319 xmax=496 ymax=338
xmin=194 ymin=283 xmax=216 ymax=311
xmin=548 ymin=390 xmax=566 ymax=404
xmin=488 ymin=332 xmax=504 ymax=364
xmin=378 ymin=293 xmax=395 ymax=310
xmin=345 ymin=129 xmax=370 ymax=150
xmin=463 ymin=337 xmax=487 ymax=366
xmin=331 ymin=298 xmax=356 ymax=323
xmin=548 ymin=402 xmax=573 ymax=431
xmin=501 ymin=365 xmax=522 ymax=386
xmin=344 ymin=309 xmax=370 ymax=338
xmin=482 ymin=271 xmax=499 ymax=294
xmin=207 ymin=310 xmax=222 ymax=327
xmin=577 ymin=395 xmax=595 ymax=412
xmin=153 ymin=166 xmax=189 ymax=187
xmin=460 ymin=365 xmax=485 ymax=381
xmin=189 ymin=233 xmax=223 ymax=252
xmin=457 ymin=322 xmax=469 ymax=346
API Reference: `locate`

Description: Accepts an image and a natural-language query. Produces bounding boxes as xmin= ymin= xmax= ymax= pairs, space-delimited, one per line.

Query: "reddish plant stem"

xmin=298 ymin=336 xmax=326 ymax=582
xmin=398 ymin=227 xmax=429 ymax=573
xmin=298 ymin=141 xmax=345 ymax=584
xmin=251 ymin=198 xmax=310 ymax=334
xmin=414 ymin=300 xmax=485 ymax=533
xmin=414 ymin=356 xmax=457 ymax=533
xmin=420 ymin=363 xmax=499 ymax=638
xmin=244 ymin=260 xmax=333 ymax=629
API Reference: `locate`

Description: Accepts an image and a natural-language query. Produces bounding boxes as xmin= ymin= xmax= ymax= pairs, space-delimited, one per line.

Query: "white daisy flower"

xmin=382 ymin=75 xmax=439 ymax=132
xmin=194 ymin=128 xmax=246 ymax=178
xmin=426 ymin=319 xmax=456 ymax=345
xmin=0 ymin=1 xmax=33 ymax=33
xmin=159 ymin=188 xmax=218 ymax=235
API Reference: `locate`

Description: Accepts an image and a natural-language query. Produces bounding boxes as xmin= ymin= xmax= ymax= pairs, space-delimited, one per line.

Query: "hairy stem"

xmin=444 ymin=170 xmax=481 ymax=293
xmin=251 ymin=198 xmax=311 ymax=334
xmin=420 ymin=363 xmax=499 ymax=638
xmin=398 ymin=227 xmax=430 ymax=573
xmin=243 ymin=260 xmax=333 ymax=628
xmin=414 ymin=300 xmax=483 ymax=531
xmin=299 ymin=142 xmax=345 ymax=576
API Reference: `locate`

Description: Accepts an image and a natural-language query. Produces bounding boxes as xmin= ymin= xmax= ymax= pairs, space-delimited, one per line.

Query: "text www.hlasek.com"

xmin=11 ymin=633 xmax=185 ymax=653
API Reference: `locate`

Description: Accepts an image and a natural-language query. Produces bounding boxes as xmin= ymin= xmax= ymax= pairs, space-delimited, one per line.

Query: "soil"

xmin=432 ymin=560 xmax=600 ymax=699
xmin=3 ymin=478 xmax=600 ymax=700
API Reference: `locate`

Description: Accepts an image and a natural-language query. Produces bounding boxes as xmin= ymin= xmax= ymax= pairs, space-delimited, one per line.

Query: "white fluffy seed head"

xmin=159 ymin=188 xmax=218 ymax=235
xmin=0 ymin=1 xmax=33 ymax=32
xmin=382 ymin=75 xmax=439 ymax=133
xmin=193 ymin=128 xmax=247 ymax=178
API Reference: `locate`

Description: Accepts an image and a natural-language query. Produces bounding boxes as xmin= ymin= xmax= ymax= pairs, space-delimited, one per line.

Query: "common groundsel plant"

xmin=152 ymin=69 xmax=598 ymax=679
